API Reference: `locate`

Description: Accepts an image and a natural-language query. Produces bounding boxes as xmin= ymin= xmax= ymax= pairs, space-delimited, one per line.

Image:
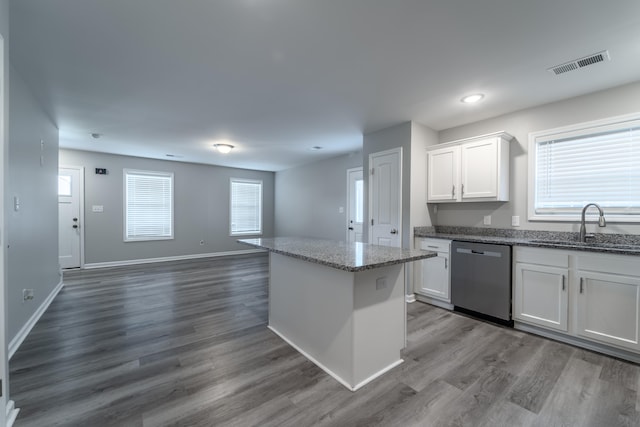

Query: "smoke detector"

xmin=548 ymin=50 xmax=610 ymax=75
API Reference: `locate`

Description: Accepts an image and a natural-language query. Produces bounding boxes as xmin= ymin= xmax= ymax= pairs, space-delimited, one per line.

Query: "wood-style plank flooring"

xmin=10 ymin=253 xmax=640 ymax=426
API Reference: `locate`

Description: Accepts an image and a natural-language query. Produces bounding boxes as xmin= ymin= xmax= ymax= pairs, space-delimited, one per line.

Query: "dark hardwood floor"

xmin=9 ymin=253 xmax=640 ymax=426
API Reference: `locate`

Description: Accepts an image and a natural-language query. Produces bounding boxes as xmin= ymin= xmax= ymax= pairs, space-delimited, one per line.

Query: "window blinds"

xmin=231 ymin=179 xmax=262 ymax=235
xmin=125 ymin=171 xmax=173 ymax=240
xmin=534 ymin=125 xmax=640 ymax=214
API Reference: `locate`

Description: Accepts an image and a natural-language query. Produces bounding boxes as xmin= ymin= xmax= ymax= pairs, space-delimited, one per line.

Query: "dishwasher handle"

xmin=455 ymin=247 xmax=503 ymax=258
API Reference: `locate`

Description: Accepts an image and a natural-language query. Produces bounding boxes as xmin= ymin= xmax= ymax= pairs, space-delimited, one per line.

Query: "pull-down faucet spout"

xmin=579 ymin=203 xmax=606 ymax=242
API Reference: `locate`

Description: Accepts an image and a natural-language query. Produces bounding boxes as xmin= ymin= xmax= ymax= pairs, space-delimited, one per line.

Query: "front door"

xmin=58 ymin=167 xmax=82 ymax=269
xmin=369 ymin=148 xmax=402 ymax=247
xmin=346 ymin=167 xmax=364 ymax=243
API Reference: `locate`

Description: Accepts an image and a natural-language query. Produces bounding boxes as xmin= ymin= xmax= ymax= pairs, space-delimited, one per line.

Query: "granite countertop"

xmin=238 ymin=237 xmax=436 ymax=272
xmin=414 ymin=226 xmax=640 ymax=256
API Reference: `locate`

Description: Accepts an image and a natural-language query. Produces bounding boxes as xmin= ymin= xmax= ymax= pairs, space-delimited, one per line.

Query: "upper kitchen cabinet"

xmin=427 ymin=132 xmax=513 ymax=203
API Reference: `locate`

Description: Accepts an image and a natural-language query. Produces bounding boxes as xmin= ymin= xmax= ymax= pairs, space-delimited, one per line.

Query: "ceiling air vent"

xmin=548 ymin=50 xmax=610 ymax=75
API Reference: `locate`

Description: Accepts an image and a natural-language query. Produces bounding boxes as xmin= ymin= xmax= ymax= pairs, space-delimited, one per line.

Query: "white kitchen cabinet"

xmin=514 ymin=246 xmax=640 ymax=358
xmin=426 ymin=132 xmax=512 ymax=203
xmin=514 ymin=263 xmax=569 ymax=332
xmin=426 ymin=146 xmax=459 ymax=202
xmin=513 ymin=247 xmax=569 ymax=332
xmin=415 ymin=238 xmax=451 ymax=302
xmin=575 ymin=254 xmax=640 ymax=352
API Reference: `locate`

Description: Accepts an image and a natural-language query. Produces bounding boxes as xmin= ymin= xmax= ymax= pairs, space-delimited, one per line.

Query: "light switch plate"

xmin=512 ymin=216 xmax=520 ymax=227
xmin=92 ymin=205 xmax=104 ymax=213
xmin=483 ymin=215 xmax=491 ymax=226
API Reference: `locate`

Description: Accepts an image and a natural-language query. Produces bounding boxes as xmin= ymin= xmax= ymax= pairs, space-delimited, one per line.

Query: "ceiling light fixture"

xmin=460 ymin=93 xmax=485 ymax=104
xmin=213 ymin=143 xmax=234 ymax=154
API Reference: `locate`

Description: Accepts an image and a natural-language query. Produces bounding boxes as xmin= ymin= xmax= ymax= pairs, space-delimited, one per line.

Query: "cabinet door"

xmin=460 ymin=138 xmax=497 ymax=200
xmin=427 ymin=146 xmax=459 ymax=202
xmin=513 ymin=263 xmax=568 ymax=332
xmin=418 ymin=253 xmax=450 ymax=301
xmin=576 ymin=271 xmax=640 ymax=351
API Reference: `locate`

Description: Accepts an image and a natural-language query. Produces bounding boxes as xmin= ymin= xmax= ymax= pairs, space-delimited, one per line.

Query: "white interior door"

xmin=58 ymin=167 xmax=83 ymax=269
xmin=346 ymin=167 xmax=364 ymax=243
xmin=369 ymin=148 xmax=402 ymax=247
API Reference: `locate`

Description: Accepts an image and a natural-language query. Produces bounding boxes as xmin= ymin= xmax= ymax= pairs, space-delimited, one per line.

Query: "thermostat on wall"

xmin=95 ymin=168 xmax=108 ymax=175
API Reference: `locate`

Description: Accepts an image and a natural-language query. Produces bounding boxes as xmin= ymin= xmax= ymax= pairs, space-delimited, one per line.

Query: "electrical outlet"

xmin=376 ymin=277 xmax=387 ymax=290
xmin=512 ymin=216 xmax=520 ymax=227
xmin=23 ymin=289 xmax=34 ymax=302
xmin=483 ymin=215 xmax=492 ymax=226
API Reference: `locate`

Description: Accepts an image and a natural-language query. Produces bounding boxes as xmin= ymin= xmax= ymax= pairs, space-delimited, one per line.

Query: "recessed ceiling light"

xmin=90 ymin=133 xmax=101 ymax=139
xmin=460 ymin=94 xmax=484 ymax=104
xmin=213 ymin=143 xmax=234 ymax=154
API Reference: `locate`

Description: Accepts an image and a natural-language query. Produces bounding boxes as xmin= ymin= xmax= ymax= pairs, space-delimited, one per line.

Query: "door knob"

xmin=72 ymin=225 xmax=78 ymax=229
xmin=348 ymin=227 xmax=354 ymax=230
xmin=73 ymin=218 xmax=78 ymax=222
xmin=390 ymin=228 xmax=398 ymax=234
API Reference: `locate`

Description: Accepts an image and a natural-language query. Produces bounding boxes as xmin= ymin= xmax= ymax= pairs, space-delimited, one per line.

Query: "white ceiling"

xmin=10 ymin=0 xmax=640 ymax=171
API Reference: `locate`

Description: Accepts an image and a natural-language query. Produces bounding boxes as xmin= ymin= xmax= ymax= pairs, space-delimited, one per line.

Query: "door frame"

xmin=346 ymin=167 xmax=363 ymax=242
xmin=59 ymin=165 xmax=86 ymax=269
xmin=0 ymin=33 xmax=9 ymax=427
xmin=368 ymin=147 xmax=403 ymax=247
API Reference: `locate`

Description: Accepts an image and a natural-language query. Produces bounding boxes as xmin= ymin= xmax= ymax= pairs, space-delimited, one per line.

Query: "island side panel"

xmin=268 ymin=253 xmax=355 ymax=385
xmin=352 ymin=264 xmax=405 ymax=387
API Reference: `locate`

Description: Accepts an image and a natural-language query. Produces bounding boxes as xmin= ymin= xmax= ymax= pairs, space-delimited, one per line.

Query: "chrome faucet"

xmin=579 ymin=203 xmax=606 ymax=242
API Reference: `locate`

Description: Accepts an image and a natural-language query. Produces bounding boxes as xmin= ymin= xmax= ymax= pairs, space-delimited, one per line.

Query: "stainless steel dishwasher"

xmin=450 ymin=241 xmax=512 ymax=325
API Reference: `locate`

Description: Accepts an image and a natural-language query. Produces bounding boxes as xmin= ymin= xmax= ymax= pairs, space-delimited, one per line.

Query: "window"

xmin=529 ymin=113 xmax=640 ymax=222
xmin=58 ymin=174 xmax=71 ymax=196
xmin=124 ymin=169 xmax=174 ymax=241
xmin=230 ymin=178 xmax=262 ymax=236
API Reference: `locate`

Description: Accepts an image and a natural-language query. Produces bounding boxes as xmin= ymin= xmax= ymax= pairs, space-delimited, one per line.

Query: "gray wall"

xmin=363 ymin=122 xmax=412 ymax=247
xmin=60 ymin=149 xmax=275 ymax=264
xmin=274 ymin=152 xmax=362 ymax=241
xmin=362 ymin=122 xmax=439 ymax=248
xmin=7 ymin=67 xmax=60 ymax=341
xmin=436 ymin=81 xmax=640 ymax=235
xmin=1 ymin=0 xmax=9 ymax=405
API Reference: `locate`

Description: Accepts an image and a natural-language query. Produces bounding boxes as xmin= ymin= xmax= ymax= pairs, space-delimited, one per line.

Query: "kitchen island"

xmin=238 ymin=237 xmax=436 ymax=391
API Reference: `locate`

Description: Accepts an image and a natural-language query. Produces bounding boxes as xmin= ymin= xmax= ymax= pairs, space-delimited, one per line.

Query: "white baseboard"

xmin=83 ymin=249 xmax=266 ymax=269
xmin=514 ymin=321 xmax=640 ymax=365
xmin=6 ymin=399 xmax=19 ymax=427
xmin=405 ymin=293 xmax=416 ymax=303
xmin=8 ymin=278 xmax=64 ymax=360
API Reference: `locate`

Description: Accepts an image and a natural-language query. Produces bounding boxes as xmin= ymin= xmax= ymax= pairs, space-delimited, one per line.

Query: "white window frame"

xmin=123 ymin=169 xmax=174 ymax=242
xmin=528 ymin=112 xmax=640 ymax=222
xmin=230 ymin=178 xmax=263 ymax=236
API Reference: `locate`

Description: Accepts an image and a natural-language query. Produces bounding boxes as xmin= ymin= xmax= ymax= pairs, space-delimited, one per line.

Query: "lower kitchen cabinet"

xmin=415 ymin=238 xmax=451 ymax=302
xmin=514 ymin=246 xmax=640 ymax=356
xmin=513 ymin=263 xmax=568 ymax=332
xmin=576 ymin=270 xmax=640 ymax=352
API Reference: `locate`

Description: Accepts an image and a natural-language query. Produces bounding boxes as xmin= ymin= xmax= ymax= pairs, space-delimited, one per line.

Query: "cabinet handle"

xmin=461 ymin=184 xmax=464 ymax=196
xmin=561 ymin=275 xmax=565 ymax=291
xmin=579 ymin=277 xmax=584 ymax=294
xmin=444 ymin=258 xmax=448 ymax=269
xmin=452 ymin=185 xmax=455 ymax=198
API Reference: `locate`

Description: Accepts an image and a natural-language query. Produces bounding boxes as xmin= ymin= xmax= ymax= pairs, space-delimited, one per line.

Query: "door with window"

xmin=369 ymin=148 xmax=402 ymax=247
xmin=58 ymin=167 xmax=83 ymax=268
xmin=346 ymin=168 xmax=363 ymax=243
